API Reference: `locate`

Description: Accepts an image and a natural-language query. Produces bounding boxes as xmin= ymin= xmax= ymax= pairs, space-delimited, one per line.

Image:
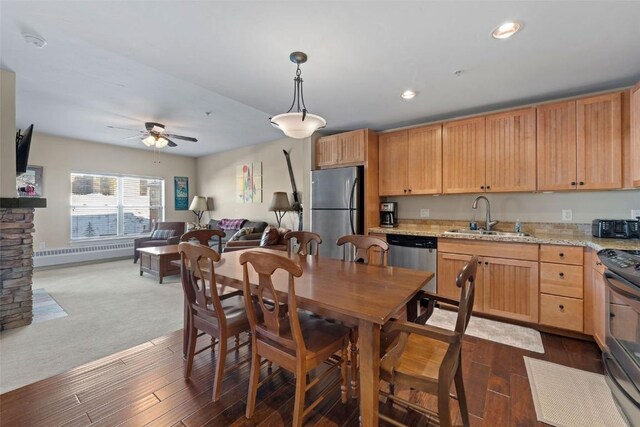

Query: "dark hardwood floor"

xmin=0 ymin=329 xmax=602 ymax=426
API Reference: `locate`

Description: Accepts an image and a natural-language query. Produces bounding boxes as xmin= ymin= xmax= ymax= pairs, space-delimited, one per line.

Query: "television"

xmin=16 ymin=124 xmax=34 ymax=175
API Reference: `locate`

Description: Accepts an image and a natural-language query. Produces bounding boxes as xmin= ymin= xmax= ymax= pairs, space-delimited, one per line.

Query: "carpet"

xmin=0 ymin=259 xmax=184 ymax=393
xmin=32 ymin=288 xmax=68 ymax=323
xmin=426 ymin=307 xmax=544 ymax=353
xmin=525 ymin=357 xmax=628 ymax=427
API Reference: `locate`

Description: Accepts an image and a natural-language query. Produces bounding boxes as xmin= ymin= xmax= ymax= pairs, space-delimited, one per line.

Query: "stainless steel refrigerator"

xmin=311 ymin=166 xmax=364 ymax=261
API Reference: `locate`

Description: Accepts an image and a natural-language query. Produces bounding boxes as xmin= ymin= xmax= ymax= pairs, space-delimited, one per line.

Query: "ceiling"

xmin=1 ymin=1 xmax=639 ymax=157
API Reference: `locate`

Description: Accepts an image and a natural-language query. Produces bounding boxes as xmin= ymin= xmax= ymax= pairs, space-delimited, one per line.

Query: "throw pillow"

xmin=151 ymin=229 xmax=175 ymax=240
xmin=229 ymin=227 xmax=253 ymax=242
xmin=260 ymin=226 xmax=280 ymax=247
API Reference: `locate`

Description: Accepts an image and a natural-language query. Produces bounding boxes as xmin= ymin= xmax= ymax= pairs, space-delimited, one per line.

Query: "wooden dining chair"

xmin=283 ymin=231 xmax=322 ymax=256
xmin=180 ymin=229 xmax=226 ymax=254
xmin=378 ymin=256 xmax=478 ymax=427
xmin=336 ymin=234 xmax=389 ymax=265
xmin=178 ymin=242 xmax=253 ymax=402
xmin=240 ymin=251 xmax=350 ymax=427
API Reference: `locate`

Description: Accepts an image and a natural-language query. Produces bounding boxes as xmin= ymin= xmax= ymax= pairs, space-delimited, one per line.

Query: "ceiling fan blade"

xmin=165 ymin=138 xmax=178 ymax=148
xmin=164 ymin=133 xmax=197 ymax=142
xmin=123 ymin=133 xmax=146 ymax=140
xmin=107 ymin=125 xmax=144 ymax=133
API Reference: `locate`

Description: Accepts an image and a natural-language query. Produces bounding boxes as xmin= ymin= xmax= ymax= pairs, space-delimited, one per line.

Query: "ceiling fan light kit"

xmin=270 ymin=51 xmax=326 ymax=139
xmin=108 ymin=121 xmax=197 ymax=149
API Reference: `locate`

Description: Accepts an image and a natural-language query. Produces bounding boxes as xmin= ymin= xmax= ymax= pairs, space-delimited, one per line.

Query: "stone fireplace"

xmin=0 ymin=198 xmax=46 ymax=330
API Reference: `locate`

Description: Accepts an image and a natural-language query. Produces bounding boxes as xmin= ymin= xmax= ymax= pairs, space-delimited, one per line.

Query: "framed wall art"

xmin=236 ymin=162 xmax=262 ymax=204
xmin=174 ymin=176 xmax=189 ymax=210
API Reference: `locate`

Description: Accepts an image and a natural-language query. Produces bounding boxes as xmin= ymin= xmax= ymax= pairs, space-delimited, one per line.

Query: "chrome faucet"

xmin=472 ymin=196 xmax=499 ymax=231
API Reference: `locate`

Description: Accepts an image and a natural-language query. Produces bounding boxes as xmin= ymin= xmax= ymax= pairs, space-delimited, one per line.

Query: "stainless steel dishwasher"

xmin=387 ymin=234 xmax=437 ymax=292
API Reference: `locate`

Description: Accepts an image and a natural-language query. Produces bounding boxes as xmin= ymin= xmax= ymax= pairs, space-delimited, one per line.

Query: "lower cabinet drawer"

xmin=540 ymin=263 xmax=583 ymax=298
xmin=539 ymin=294 xmax=584 ymax=332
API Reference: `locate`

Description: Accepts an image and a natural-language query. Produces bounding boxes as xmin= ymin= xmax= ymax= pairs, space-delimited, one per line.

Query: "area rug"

xmin=524 ymin=357 xmax=628 ymax=427
xmin=32 ymin=288 xmax=68 ymax=323
xmin=426 ymin=308 xmax=544 ymax=353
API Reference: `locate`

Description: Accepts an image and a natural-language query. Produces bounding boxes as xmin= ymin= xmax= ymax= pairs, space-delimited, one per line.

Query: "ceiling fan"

xmin=107 ymin=122 xmax=198 ymax=148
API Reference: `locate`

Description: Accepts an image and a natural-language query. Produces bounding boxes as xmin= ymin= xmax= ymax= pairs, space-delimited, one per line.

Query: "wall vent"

xmin=34 ymin=242 xmax=133 ymax=267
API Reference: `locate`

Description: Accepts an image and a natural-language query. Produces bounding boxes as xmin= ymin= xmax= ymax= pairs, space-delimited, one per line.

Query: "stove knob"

xmin=606 ymin=250 xmax=617 ymax=257
xmin=635 ymin=263 xmax=640 ymax=271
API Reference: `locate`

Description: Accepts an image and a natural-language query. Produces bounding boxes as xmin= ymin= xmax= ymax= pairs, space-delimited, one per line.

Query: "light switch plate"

xmin=562 ymin=209 xmax=572 ymax=221
xmin=632 ymin=209 xmax=640 ymax=219
xmin=420 ymin=209 xmax=430 ymax=218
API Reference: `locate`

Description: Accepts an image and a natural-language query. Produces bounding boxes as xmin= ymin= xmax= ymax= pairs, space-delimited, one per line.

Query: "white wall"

xmin=387 ymin=190 xmax=640 ymax=224
xmin=196 ymin=136 xmax=312 ymax=231
xmin=0 ymin=69 xmax=17 ymax=198
xmin=28 ymin=132 xmax=197 ymax=249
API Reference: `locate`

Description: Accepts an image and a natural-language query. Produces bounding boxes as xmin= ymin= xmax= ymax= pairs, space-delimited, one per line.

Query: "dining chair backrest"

xmin=336 ymin=234 xmax=389 ymax=265
xmin=180 ymin=229 xmax=226 ymax=253
xmin=453 ymin=255 xmax=478 ymax=335
xmin=284 ymin=231 xmax=322 ymax=256
xmin=178 ymin=242 xmax=226 ymax=331
xmin=239 ymin=251 xmax=305 ymax=353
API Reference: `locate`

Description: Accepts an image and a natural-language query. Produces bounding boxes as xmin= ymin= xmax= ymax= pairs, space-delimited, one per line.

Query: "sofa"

xmin=207 ymin=218 xmax=269 ymax=247
xmin=133 ymin=221 xmax=185 ymax=263
xmin=223 ymin=226 xmax=289 ymax=252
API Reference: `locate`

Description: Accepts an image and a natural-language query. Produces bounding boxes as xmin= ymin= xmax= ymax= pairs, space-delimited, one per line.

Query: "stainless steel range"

xmin=598 ymin=248 xmax=640 ymax=425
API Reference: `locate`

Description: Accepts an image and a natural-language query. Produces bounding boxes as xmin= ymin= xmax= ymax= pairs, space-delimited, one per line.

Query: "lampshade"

xmin=155 ymin=137 xmax=169 ymax=148
xmin=268 ymin=192 xmax=291 ymax=211
xmin=189 ymin=196 xmax=208 ymax=212
xmin=142 ymin=135 xmax=155 ymax=146
xmin=270 ymin=112 xmax=327 ymax=139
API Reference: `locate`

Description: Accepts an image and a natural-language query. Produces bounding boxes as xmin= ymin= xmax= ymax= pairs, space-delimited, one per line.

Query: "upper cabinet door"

xmin=485 ymin=108 xmax=537 ymax=192
xmin=631 ymin=82 xmax=640 ymax=188
xmin=576 ymin=92 xmax=622 ymax=190
xmin=442 ymin=117 xmax=486 ymax=194
xmin=537 ymin=101 xmax=578 ymax=191
xmin=379 ymin=131 xmax=408 ymax=196
xmin=407 ymin=124 xmax=442 ymax=195
xmin=338 ymin=130 xmax=366 ymax=165
xmin=315 ymin=135 xmax=340 ymax=168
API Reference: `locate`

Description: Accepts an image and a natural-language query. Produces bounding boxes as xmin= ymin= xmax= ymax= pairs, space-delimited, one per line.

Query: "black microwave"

xmin=592 ymin=219 xmax=640 ymax=239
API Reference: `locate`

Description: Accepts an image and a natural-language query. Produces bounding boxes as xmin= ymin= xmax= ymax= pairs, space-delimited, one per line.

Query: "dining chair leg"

xmin=212 ymin=335 xmax=227 ymax=402
xmin=349 ymin=328 xmax=358 ymax=399
xmin=293 ymin=364 xmax=307 ymax=427
xmin=184 ymin=325 xmax=197 ymax=379
xmin=245 ymin=349 xmax=261 ymax=419
xmin=455 ymin=365 xmax=470 ymax=427
xmin=341 ymin=341 xmax=349 ymax=403
xmin=437 ymin=377 xmax=453 ymax=427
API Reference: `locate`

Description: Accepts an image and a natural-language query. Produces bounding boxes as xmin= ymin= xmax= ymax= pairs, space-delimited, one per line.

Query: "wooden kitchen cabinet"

xmin=442 ymin=117 xmax=486 ymax=194
xmin=576 ymin=92 xmax=622 ymax=189
xmin=437 ymin=252 xmax=484 ymax=313
xmin=485 ymin=108 xmax=537 ymax=192
xmin=314 ymin=129 xmax=373 ymax=169
xmin=482 ymin=257 xmax=539 ymax=323
xmin=379 ymin=124 xmax=442 ymax=196
xmin=631 ymin=81 xmax=640 ymax=187
xmin=537 ymin=101 xmax=578 ymax=191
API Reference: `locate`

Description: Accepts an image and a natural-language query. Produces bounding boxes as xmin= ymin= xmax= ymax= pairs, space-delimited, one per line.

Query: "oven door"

xmin=604 ymin=270 xmax=640 ymax=422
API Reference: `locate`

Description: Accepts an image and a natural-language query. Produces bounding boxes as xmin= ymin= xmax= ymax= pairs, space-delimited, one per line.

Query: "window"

xmin=71 ymin=173 xmax=164 ymax=240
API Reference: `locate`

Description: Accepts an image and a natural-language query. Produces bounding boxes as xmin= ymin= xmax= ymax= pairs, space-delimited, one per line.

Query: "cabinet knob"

xmin=403 ymin=189 xmax=407 ymax=193
xmin=559 ymin=252 xmax=565 ymax=257
xmin=480 ymin=186 xmax=485 ymax=190
xmin=579 ymin=181 xmax=584 ymax=186
xmin=559 ymin=304 xmax=565 ymax=310
xmin=484 ymin=261 xmax=489 ymax=265
xmin=478 ymin=261 xmax=482 ymax=265
xmin=571 ymin=181 xmax=576 ymax=186
xmin=559 ymin=272 xmax=564 ymax=278
xmin=486 ymin=186 xmax=491 ymax=190
xmin=408 ymin=189 xmax=412 ymax=192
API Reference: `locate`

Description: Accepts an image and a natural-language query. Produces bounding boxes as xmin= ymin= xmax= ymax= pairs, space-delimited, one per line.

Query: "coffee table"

xmin=137 ymin=245 xmax=180 ymax=284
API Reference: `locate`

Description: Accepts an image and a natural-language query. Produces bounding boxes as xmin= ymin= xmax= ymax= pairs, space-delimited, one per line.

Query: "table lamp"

xmin=189 ymin=196 xmax=208 ymax=224
xmin=268 ymin=192 xmax=291 ymax=227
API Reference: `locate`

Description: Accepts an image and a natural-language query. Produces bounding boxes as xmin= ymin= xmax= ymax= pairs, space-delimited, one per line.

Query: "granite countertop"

xmin=369 ymin=224 xmax=640 ymax=251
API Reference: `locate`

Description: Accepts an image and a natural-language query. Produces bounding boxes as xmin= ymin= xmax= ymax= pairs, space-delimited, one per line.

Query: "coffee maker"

xmin=380 ymin=202 xmax=398 ymax=228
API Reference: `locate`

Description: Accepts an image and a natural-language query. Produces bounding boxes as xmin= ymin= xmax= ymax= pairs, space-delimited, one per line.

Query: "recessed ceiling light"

xmin=22 ymin=33 xmax=47 ymax=48
xmin=491 ymin=21 xmax=522 ymax=39
xmin=401 ymin=90 xmax=417 ymax=100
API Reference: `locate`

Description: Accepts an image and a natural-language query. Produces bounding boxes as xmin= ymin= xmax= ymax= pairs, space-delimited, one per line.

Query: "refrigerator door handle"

xmin=348 ymin=177 xmax=358 ymax=234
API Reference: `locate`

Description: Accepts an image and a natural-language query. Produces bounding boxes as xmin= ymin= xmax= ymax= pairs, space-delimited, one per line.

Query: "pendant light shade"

xmin=270 ymin=112 xmax=327 ymax=139
xmin=270 ymin=51 xmax=326 ymax=139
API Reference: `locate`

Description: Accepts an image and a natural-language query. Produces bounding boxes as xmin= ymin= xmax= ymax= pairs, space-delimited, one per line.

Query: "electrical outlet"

xmin=39 ymin=242 xmax=46 ymax=250
xmin=420 ymin=209 xmax=430 ymax=218
xmin=632 ymin=209 xmax=640 ymax=219
xmin=562 ymin=209 xmax=572 ymax=221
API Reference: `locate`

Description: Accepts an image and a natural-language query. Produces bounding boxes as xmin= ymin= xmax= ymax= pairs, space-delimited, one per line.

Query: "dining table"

xmin=201 ymin=247 xmax=434 ymax=426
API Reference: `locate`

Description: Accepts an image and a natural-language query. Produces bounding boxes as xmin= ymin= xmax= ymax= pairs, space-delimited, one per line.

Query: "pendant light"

xmin=270 ymin=52 xmax=326 ymax=139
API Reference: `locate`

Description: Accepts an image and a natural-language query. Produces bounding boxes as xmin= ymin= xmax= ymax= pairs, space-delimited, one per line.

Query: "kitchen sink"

xmin=444 ymin=229 xmax=532 ymax=238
